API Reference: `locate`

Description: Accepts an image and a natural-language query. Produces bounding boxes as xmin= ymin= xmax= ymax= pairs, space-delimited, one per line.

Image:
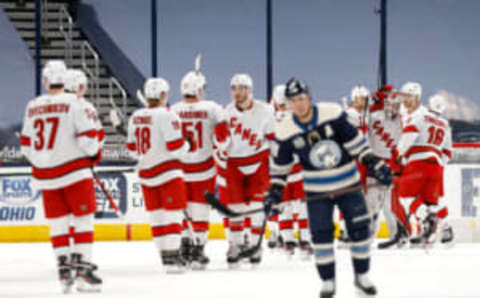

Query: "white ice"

xmin=1 ymin=241 xmax=479 ymax=298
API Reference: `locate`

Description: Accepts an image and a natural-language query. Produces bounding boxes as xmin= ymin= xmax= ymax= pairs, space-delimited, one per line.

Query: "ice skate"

xmin=284 ymin=241 xmax=297 ymax=258
xmin=71 ymin=253 xmax=102 ymax=293
xmin=319 ymin=279 xmax=335 ymax=298
xmin=227 ymin=243 xmax=242 ymax=269
xmin=249 ymin=247 xmax=263 ymax=267
xmin=57 ymin=255 xmax=74 ymax=294
xmin=180 ymin=237 xmax=193 ymax=264
xmin=161 ymin=250 xmax=188 ymax=274
xmin=440 ymin=225 xmax=455 ymax=248
xmin=298 ymin=240 xmax=313 ymax=260
xmin=191 ymin=245 xmax=210 ymax=270
xmin=354 ymin=273 xmax=377 ymax=297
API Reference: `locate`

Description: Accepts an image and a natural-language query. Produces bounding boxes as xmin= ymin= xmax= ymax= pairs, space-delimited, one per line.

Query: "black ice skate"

xmin=57 ymin=255 xmax=74 ymax=294
xmin=249 ymin=247 xmax=263 ymax=266
xmin=227 ymin=243 xmax=242 ymax=269
xmin=191 ymin=245 xmax=210 ymax=270
xmin=161 ymin=250 xmax=188 ymax=274
xmin=299 ymin=240 xmax=314 ymax=260
xmin=71 ymin=253 xmax=102 ymax=292
xmin=319 ymin=279 xmax=335 ymax=298
xmin=378 ymin=222 xmax=408 ymax=249
xmin=440 ymin=226 xmax=455 ymax=248
xmin=180 ymin=237 xmax=193 ymax=264
xmin=355 ymin=273 xmax=377 ymax=297
xmin=285 ymin=241 xmax=297 ymax=256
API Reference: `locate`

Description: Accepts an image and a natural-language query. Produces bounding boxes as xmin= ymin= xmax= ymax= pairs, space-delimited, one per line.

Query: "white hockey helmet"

xmin=180 ymin=71 xmax=204 ymax=96
xmin=42 ymin=60 xmax=67 ymax=86
xmin=351 ymin=85 xmax=370 ymax=100
xmin=144 ymin=77 xmax=170 ymax=100
xmin=272 ymin=84 xmax=287 ymax=106
xmin=230 ymin=73 xmax=253 ymax=89
xmin=64 ymin=69 xmax=88 ymax=93
xmin=400 ymin=81 xmax=422 ymax=99
xmin=428 ymin=94 xmax=447 ymax=114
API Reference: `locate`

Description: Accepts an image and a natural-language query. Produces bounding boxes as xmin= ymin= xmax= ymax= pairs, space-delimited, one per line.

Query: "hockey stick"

xmin=205 ymin=182 xmax=386 ymax=218
xmin=194 ymin=53 xmax=201 ymax=74
xmin=136 ymin=89 xmax=147 ymax=107
xmin=91 ymin=168 xmax=125 ymax=220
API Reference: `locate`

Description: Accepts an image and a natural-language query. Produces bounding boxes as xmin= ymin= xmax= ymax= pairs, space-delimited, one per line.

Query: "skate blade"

xmin=61 ymin=282 xmax=73 ymax=294
xmin=76 ymin=284 xmax=101 ymax=293
xmin=228 ymin=262 xmax=240 ymax=270
xmin=191 ymin=262 xmax=207 ymax=271
xmin=355 ymin=287 xmax=375 ymax=298
xmin=164 ymin=266 xmax=187 ymax=274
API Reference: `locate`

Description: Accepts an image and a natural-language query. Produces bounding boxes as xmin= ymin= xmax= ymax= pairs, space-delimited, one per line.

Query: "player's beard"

xmin=235 ymin=94 xmax=251 ymax=110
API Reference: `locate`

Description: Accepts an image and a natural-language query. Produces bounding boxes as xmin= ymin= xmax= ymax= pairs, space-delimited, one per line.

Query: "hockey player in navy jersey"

xmin=266 ymin=78 xmax=392 ymax=298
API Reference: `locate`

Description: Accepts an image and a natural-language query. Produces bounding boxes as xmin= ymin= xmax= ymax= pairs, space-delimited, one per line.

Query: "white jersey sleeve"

xmin=441 ymin=121 xmax=453 ymax=165
xmin=163 ymin=110 xmax=189 ymax=157
xmin=73 ymin=100 xmax=101 ymax=157
xmin=20 ymin=101 xmax=34 ymax=162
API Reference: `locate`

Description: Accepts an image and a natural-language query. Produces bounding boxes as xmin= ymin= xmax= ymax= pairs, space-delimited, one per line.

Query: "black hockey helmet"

xmin=285 ymin=77 xmax=309 ymax=98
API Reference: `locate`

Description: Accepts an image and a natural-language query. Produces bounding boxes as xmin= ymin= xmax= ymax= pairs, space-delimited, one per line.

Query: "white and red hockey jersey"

xmin=225 ymin=99 xmax=275 ymax=174
xmin=345 ymin=106 xmax=368 ymax=134
xmin=20 ymin=93 xmax=103 ymax=189
xmin=126 ymin=106 xmax=189 ymax=186
xmin=170 ymin=100 xmax=229 ymax=182
xmin=368 ymin=110 xmax=402 ymax=159
xmin=397 ymin=105 xmax=452 ymax=165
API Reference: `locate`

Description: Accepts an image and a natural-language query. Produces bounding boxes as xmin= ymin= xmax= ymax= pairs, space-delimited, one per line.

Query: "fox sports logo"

xmin=309 ymin=140 xmax=342 ymax=169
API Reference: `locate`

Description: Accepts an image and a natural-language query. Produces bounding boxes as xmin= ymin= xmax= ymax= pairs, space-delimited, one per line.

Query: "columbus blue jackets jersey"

xmin=270 ymin=102 xmax=372 ymax=194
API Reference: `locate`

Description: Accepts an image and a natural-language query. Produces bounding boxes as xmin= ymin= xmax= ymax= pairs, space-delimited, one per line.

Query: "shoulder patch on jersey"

xmin=315 ymin=102 xmax=343 ymax=125
xmin=274 ymin=114 xmax=303 ymax=141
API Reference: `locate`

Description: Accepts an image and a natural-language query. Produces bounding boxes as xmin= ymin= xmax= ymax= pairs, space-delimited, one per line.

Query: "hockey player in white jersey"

xmin=64 ymin=69 xmax=105 ymax=146
xmin=366 ymin=91 xmax=403 ymax=248
xmin=396 ymin=82 xmax=453 ymax=247
xmin=20 ymin=60 xmax=103 ymax=293
xmin=171 ymin=71 xmax=230 ymax=269
xmin=224 ymin=74 xmax=275 ymax=267
xmin=345 ymin=85 xmax=369 ymax=133
xmin=126 ymin=78 xmax=194 ymax=273
xmin=269 ymin=84 xmax=312 ymax=257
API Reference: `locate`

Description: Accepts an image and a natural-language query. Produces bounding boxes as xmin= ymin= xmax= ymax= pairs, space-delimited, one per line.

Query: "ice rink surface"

xmin=1 ymin=240 xmax=479 ymax=298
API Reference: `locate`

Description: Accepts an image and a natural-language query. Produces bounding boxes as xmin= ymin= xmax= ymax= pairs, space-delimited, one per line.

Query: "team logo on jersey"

xmin=306 ymin=130 xmax=322 ymax=147
xmin=293 ymin=136 xmax=306 ymax=149
xmin=309 ymin=140 xmax=342 ymax=169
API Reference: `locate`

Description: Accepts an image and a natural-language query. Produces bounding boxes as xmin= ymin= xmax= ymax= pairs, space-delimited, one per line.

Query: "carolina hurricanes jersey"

xmin=126 ymin=106 xmax=189 ymax=187
xmin=170 ymin=100 xmax=227 ymax=182
xmin=20 ymin=93 xmax=103 ymax=189
xmin=398 ymin=105 xmax=452 ymax=165
xmin=225 ymin=99 xmax=275 ymax=174
xmin=345 ymin=106 xmax=368 ymax=134
xmin=368 ymin=110 xmax=402 ymax=159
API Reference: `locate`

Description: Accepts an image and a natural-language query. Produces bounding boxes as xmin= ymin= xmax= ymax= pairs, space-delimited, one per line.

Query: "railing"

xmin=58 ymin=5 xmax=73 ymax=66
xmin=81 ymin=41 xmax=100 ymax=108
xmin=109 ymin=77 xmax=127 ymax=121
xmin=41 ymin=0 xmax=48 ymax=42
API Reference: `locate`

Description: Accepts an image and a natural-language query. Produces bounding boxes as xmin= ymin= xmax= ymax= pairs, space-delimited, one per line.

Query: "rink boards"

xmin=0 ymin=164 xmax=478 ymax=242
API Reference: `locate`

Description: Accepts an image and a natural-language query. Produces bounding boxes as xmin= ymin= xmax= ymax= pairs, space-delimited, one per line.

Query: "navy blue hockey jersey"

xmin=270 ymin=102 xmax=372 ymax=194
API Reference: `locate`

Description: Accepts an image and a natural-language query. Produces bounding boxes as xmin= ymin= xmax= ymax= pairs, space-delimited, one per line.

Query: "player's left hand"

xmin=264 ymin=184 xmax=284 ymax=215
xmin=369 ymin=160 xmax=392 ymax=186
xmin=91 ymin=149 xmax=102 ymax=166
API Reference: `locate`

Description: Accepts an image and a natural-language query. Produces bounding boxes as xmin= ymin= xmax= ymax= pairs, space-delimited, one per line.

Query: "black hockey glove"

xmin=368 ymin=159 xmax=392 ymax=186
xmin=264 ymin=184 xmax=284 ymax=216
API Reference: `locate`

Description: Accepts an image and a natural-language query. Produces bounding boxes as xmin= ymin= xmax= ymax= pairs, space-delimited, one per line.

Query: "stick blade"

xmin=204 ymin=191 xmax=238 ymax=217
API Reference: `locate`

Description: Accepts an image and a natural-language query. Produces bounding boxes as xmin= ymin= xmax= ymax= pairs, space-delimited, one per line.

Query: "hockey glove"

xmin=368 ymin=159 xmax=392 ymax=186
xmin=185 ymin=135 xmax=198 ymax=152
xmin=264 ymin=184 xmax=284 ymax=216
xmin=91 ymin=149 xmax=102 ymax=166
